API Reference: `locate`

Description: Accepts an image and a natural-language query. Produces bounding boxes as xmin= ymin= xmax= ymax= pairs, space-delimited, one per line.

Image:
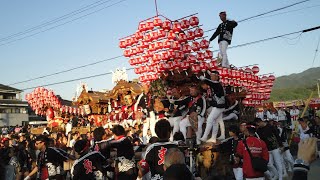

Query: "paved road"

xmin=309 ymin=159 xmax=320 ymax=180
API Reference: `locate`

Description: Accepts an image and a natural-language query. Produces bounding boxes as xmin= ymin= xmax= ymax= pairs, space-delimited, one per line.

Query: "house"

xmin=0 ymin=84 xmax=28 ymax=126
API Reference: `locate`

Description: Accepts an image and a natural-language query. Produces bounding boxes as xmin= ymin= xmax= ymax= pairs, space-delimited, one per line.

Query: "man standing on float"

xmin=209 ymin=11 xmax=237 ymax=68
xmin=200 ymin=71 xmax=226 ymax=143
xmin=134 ymin=84 xmax=156 ymax=144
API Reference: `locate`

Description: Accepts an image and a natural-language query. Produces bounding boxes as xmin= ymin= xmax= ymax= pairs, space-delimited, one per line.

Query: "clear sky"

xmin=0 ymin=0 xmax=319 ymax=100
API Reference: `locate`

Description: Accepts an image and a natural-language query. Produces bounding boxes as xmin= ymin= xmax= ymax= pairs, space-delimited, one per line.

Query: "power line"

xmin=10 ymin=25 xmax=320 ymax=88
xmin=204 ymin=0 xmax=312 ymax=33
xmin=20 ymin=67 xmax=134 ymax=91
xmin=244 ymin=4 xmax=320 ymax=23
xmin=0 ymin=0 xmax=128 ymax=47
xmin=4 ymin=0 xmax=315 ymax=85
xmin=16 ymin=25 xmax=320 ymax=91
xmin=0 ymin=0 xmax=114 ymax=43
xmin=9 ymin=55 xmax=123 ymax=86
xmin=312 ymin=35 xmax=320 ymax=67
xmin=210 ymin=26 xmax=320 ymax=52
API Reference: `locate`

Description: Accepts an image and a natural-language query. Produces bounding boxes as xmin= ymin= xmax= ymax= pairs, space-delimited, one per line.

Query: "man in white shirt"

xmin=290 ymin=106 xmax=300 ymax=130
xmin=277 ymin=107 xmax=287 ymax=126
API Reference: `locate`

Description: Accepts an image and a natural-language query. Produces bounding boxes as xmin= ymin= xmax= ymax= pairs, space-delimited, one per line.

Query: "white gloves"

xmin=199 ymin=76 xmax=205 ymax=81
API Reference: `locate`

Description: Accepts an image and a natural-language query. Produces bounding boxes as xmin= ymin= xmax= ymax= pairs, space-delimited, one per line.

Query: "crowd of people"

xmin=0 ymin=70 xmax=319 ymax=180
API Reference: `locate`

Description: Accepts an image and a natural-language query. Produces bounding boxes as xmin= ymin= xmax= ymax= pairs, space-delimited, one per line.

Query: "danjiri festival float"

xmin=11 ymin=4 xmax=319 ymax=180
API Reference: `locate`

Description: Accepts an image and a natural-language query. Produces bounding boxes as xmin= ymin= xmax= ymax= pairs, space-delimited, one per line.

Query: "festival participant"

xmin=290 ymin=105 xmax=300 ymax=129
xmin=168 ymin=87 xmax=188 ymax=139
xmin=92 ymin=127 xmax=112 ymax=159
xmin=218 ymin=125 xmax=243 ymax=180
xmin=277 ymin=107 xmax=287 ymax=126
xmin=144 ymin=119 xmax=178 ymax=179
xmin=209 ymin=11 xmax=237 ymax=67
xmin=223 ymin=91 xmax=240 ymax=121
xmin=24 ymin=135 xmax=74 ymax=180
xmin=236 ymin=124 xmax=269 ymax=180
xmin=179 ymin=85 xmax=206 ymax=144
xmin=297 ymin=118 xmax=312 ymax=141
xmin=256 ymin=107 xmax=271 ymax=120
xmin=71 ymin=139 xmax=110 ymax=180
xmin=275 ymin=120 xmax=294 ymax=176
xmin=199 ymin=71 xmax=226 ymax=143
xmin=135 ymin=84 xmax=156 ymax=144
xmin=255 ymin=118 xmax=284 ymax=180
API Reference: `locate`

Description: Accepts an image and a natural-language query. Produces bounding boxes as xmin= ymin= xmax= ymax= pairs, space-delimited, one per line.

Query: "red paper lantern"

xmin=153 ymin=17 xmax=162 ymax=27
xmin=149 ymin=43 xmax=157 ymax=52
xmin=180 ymin=19 xmax=190 ymax=29
xmin=252 ymin=66 xmax=259 ymax=74
xmin=245 ymin=67 xmax=252 ymax=73
xmin=162 ymin=51 xmax=169 ymax=61
xmin=172 ymin=41 xmax=181 ymax=51
xmin=138 ymin=22 xmax=147 ymax=32
xmin=204 ymin=50 xmax=213 ymax=59
xmin=155 ymin=41 xmax=163 ymax=50
xmin=167 ymin=31 xmax=176 ymax=40
xmin=123 ymin=49 xmax=131 ymax=57
xmin=192 ymin=41 xmax=201 ymax=52
xmin=192 ymin=64 xmax=201 ymax=74
xmin=144 ymin=33 xmax=152 ymax=42
xmin=158 ymin=29 xmax=166 ymax=38
xmin=200 ymin=39 xmax=209 ymax=49
xmin=178 ymin=33 xmax=188 ymax=44
xmin=119 ymin=40 xmax=126 ymax=49
xmin=175 ymin=51 xmax=184 ymax=61
xmin=209 ymin=60 xmax=218 ymax=71
xmin=194 ymin=28 xmax=204 ymax=38
xmin=153 ymin=53 xmax=162 ymax=63
xmin=145 ymin=21 xmax=154 ymax=31
xmin=158 ymin=62 xmax=168 ymax=72
xmin=187 ymin=30 xmax=195 ymax=41
xmin=152 ymin=31 xmax=159 ymax=41
xmin=268 ymin=75 xmax=276 ymax=82
xmin=134 ymin=67 xmax=141 ymax=74
xmin=167 ymin=61 xmax=174 ymax=71
xmin=182 ymin=44 xmax=192 ymax=54
xmin=189 ymin=16 xmax=199 ymax=27
xmin=172 ymin=21 xmax=181 ymax=33
xmin=162 ymin=20 xmax=171 ymax=31
xmin=180 ymin=61 xmax=190 ymax=71
xmin=141 ymin=41 xmax=149 ymax=49
xmin=187 ymin=54 xmax=197 ymax=64
xmin=168 ymin=50 xmax=175 ymax=59
xmin=163 ymin=40 xmax=172 ymax=49
xmin=199 ymin=62 xmax=208 ymax=72
xmin=197 ymin=52 xmax=205 ymax=61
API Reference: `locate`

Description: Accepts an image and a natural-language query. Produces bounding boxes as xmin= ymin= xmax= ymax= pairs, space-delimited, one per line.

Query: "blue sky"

xmin=0 ymin=0 xmax=319 ymax=100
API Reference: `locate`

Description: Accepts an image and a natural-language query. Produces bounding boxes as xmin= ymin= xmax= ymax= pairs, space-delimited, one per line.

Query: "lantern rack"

xmin=119 ymin=13 xmax=201 ymax=40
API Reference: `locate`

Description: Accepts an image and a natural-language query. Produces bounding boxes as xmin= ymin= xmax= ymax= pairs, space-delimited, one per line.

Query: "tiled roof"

xmin=0 ymin=84 xmax=22 ymax=92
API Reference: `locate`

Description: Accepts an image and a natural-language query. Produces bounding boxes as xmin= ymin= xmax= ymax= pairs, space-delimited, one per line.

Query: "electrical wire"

xmin=204 ymin=0 xmax=313 ymax=33
xmin=7 ymin=25 xmax=320 ymax=90
xmin=20 ymin=67 xmax=134 ymax=91
xmin=0 ymin=0 xmax=128 ymax=47
xmin=4 ymin=0 xmax=317 ymax=87
xmin=0 ymin=0 xmax=115 ymax=43
xmin=8 ymin=55 xmax=123 ymax=86
xmin=209 ymin=26 xmax=320 ymax=52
